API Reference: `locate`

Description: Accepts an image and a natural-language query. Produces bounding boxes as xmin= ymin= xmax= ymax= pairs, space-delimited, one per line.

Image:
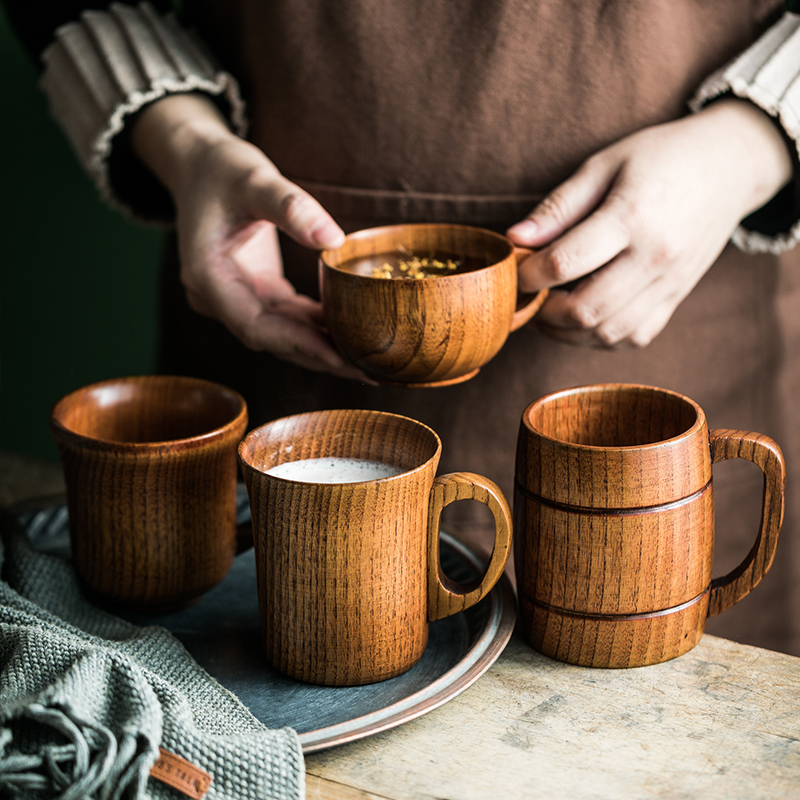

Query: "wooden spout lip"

xmin=50 ymin=375 xmax=248 ymax=454
xmin=516 ymin=383 xmax=712 ymax=508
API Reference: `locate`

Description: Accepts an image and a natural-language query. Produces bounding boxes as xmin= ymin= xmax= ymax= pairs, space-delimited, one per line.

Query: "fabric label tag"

xmin=150 ymin=747 xmax=212 ymax=799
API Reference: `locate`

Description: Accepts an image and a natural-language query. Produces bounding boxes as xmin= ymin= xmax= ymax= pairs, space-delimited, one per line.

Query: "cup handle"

xmin=426 ymin=472 xmax=513 ymax=621
xmin=510 ymin=247 xmax=549 ymax=332
xmin=707 ymin=429 xmax=786 ymax=617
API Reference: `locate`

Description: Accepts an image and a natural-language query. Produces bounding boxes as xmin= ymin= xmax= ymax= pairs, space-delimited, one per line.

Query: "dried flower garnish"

xmin=371 ymin=247 xmax=461 ymax=279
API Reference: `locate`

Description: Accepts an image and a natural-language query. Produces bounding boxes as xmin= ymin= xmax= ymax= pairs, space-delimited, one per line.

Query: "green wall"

xmin=0 ymin=9 xmax=164 ymax=462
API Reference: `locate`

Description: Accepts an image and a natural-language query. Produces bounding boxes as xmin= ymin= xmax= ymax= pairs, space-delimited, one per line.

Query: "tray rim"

xmin=11 ymin=495 xmax=518 ymax=754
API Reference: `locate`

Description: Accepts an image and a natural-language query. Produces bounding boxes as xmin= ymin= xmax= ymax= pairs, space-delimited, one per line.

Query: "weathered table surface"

xmin=305 ymin=633 xmax=800 ymax=800
xmin=3 ymin=451 xmax=799 ymax=800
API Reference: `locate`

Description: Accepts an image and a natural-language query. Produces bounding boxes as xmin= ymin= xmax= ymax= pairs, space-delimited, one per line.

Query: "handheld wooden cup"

xmin=514 ymin=384 xmax=785 ymax=668
xmin=319 ymin=223 xmax=548 ymax=387
xmin=238 ymin=408 xmax=513 ymax=686
xmin=50 ymin=375 xmax=248 ymax=611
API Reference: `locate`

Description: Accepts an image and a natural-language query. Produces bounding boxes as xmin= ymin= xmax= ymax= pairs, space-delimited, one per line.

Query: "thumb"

xmin=507 ymin=157 xmax=616 ymax=248
xmin=247 ymin=170 xmax=345 ymax=250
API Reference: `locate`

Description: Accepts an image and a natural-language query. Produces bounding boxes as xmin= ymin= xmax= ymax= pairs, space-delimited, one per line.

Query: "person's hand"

xmin=131 ymin=94 xmax=367 ymax=379
xmin=506 ymin=98 xmax=793 ymax=348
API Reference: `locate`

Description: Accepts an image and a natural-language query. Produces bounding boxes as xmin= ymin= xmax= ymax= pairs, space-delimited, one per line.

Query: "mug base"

xmin=264 ymin=631 xmax=430 ymax=687
xmin=375 ymin=368 xmax=481 ymax=389
xmin=518 ymin=589 xmax=710 ymax=668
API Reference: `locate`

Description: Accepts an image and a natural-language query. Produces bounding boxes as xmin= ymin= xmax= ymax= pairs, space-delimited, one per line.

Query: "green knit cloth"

xmin=0 ymin=512 xmax=305 ymax=800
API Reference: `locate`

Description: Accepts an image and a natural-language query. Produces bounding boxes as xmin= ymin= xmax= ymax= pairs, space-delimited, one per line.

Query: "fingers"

xmin=536 ymin=293 xmax=675 ymax=349
xmin=224 ymin=220 xmax=299 ymax=307
xmin=184 ymin=221 xmax=362 ymax=377
xmin=188 ymin=278 xmax=369 ymax=380
xmin=516 ymin=193 xmax=633 ymax=293
xmin=177 ymin=193 xmax=370 ymax=379
xmin=507 ymin=152 xmax=631 ymax=295
xmin=245 ymin=167 xmax=345 ymax=250
xmin=507 ymin=156 xmax=616 ymax=248
xmin=536 ymin=257 xmax=698 ymax=349
xmin=167 ymin=135 xmax=363 ymax=375
xmin=173 ymin=132 xmax=346 ymax=251
xmin=535 ymin=245 xmax=653 ymax=334
xmin=506 ymin=139 xmax=703 ymax=348
xmin=505 ymin=108 xmax=779 ymax=350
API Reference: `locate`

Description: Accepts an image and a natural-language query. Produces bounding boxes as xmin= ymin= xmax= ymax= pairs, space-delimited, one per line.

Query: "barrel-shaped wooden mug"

xmin=238 ymin=408 xmax=513 ymax=686
xmin=319 ymin=224 xmax=548 ymax=387
xmin=50 ymin=375 xmax=248 ymax=611
xmin=514 ymin=384 xmax=785 ymax=668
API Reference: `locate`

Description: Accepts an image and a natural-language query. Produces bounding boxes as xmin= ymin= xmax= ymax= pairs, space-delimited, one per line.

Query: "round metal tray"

xmin=16 ymin=492 xmax=517 ymax=752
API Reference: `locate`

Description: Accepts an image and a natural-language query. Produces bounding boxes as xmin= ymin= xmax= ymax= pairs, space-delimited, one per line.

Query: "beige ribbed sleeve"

xmin=690 ymin=12 xmax=800 ymax=254
xmin=40 ymin=1 xmax=247 ymax=222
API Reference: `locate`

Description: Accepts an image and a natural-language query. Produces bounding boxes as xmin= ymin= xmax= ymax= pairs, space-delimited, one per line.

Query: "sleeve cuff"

xmin=689 ymin=11 xmax=800 ymax=255
xmin=39 ymin=1 xmax=248 ymax=224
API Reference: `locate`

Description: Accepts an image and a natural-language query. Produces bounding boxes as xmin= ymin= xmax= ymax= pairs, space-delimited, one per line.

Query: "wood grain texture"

xmin=238 ymin=409 xmax=512 ymax=686
xmin=427 ymin=472 xmax=512 ymax=620
xmin=708 ymin=429 xmax=785 ymax=617
xmin=50 ymin=375 xmax=247 ymax=611
xmin=515 ymin=487 xmax=714 ymax=615
xmin=319 ymin=224 xmax=547 ymax=386
xmin=516 ymin=383 xmax=709 ymax=508
xmin=305 ymin=634 xmax=800 ymax=800
xmin=514 ymin=384 xmax=786 ymax=668
xmin=305 ymin=774 xmax=385 ymax=800
xmin=4 ymin=453 xmax=797 ymax=800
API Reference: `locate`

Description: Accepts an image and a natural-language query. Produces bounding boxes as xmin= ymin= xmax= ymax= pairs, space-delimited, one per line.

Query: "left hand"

xmin=506 ymin=98 xmax=793 ymax=348
xmin=130 ymin=93 xmax=369 ymax=379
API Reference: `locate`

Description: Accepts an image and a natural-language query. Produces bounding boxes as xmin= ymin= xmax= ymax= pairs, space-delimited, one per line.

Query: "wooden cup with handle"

xmin=238 ymin=408 xmax=513 ymax=686
xmin=320 ymin=223 xmax=547 ymax=387
xmin=514 ymin=383 xmax=785 ymax=668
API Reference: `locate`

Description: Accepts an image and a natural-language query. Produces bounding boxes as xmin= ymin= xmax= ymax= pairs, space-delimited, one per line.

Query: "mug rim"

xmin=238 ymin=407 xmax=442 ymax=484
xmin=521 ymin=383 xmax=706 ymax=451
xmin=319 ymin=222 xmax=514 ymax=280
xmin=50 ymin=374 xmax=248 ymax=452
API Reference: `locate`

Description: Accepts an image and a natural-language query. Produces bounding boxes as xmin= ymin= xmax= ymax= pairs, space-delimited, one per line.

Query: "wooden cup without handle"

xmin=238 ymin=408 xmax=513 ymax=686
xmin=50 ymin=375 xmax=248 ymax=611
xmin=514 ymin=384 xmax=785 ymax=668
xmin=319 ymin=223 xmax=548 ymax=387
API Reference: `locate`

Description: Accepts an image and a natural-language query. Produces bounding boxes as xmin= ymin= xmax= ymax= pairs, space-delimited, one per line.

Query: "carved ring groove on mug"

xmin=514 ymin=479 xmax=713 ymax=516
xmin=520 ymin=586 xmax=712 ymax=622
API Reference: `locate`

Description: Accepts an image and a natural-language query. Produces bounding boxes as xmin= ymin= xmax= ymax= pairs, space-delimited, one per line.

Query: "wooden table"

xmin=306 ymin=634 xmax=800 ymax=799
xmin=3 ymin=451 xmax=799 ymax=800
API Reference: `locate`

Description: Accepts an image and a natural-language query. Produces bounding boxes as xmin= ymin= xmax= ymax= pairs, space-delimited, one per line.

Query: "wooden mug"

xmin=514 ymin=383 xmax=785 ymax=668
xmin=237 ymin=408 xmax=513 ymax=686
xmin=50 ymin=375 xmax=248 ymax=611
xmin=319 ymin=223 xmax=548 ymax=387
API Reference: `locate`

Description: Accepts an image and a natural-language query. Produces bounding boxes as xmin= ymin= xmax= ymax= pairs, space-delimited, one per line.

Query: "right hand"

xmin=506 ymin=98 xmax=793 ymax=349
xmin=131 ymin=93 xmax=367 ymax=379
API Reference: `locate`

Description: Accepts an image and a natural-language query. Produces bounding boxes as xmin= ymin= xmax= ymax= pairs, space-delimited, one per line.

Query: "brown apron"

xmin=162 ymin=0 xmax=800 ymax=655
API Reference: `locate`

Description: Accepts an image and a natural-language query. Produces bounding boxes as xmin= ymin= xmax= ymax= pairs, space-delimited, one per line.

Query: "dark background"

xmin=0 ymin=7 xmax=164 ymax=463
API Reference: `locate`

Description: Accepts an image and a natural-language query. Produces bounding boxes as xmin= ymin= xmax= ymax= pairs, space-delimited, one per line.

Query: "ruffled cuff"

xmin=689 ymin=12 xmax=800 ymax=254
xmin=39 ymin=1 xmax=247 ymax=224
